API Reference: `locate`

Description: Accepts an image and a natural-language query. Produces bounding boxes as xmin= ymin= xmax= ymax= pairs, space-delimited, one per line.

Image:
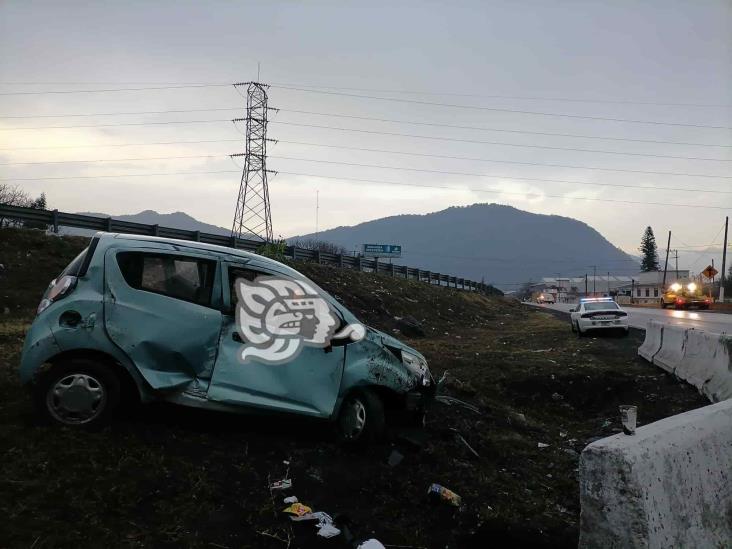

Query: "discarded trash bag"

xmin=283 ymin=502 xmax=312 ymax=517
xmin=270 ymin=479 xmax=292 ymax=491
xmin=428 ymin=483 xmax=462 ymax=507
xmin=315 ymin=513 xmax=341 ymax=539
xmin=357 ymin=539 xmax=386 ymax=549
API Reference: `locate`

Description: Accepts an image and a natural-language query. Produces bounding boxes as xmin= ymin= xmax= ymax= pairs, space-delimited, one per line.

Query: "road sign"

xmin=363 ymin=243 xmax=402 ymax=258
xmin=702 ymin=265 xmax=718 ymax=279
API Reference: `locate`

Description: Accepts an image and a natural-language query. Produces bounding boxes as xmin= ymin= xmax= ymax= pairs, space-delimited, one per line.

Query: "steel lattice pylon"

xmin=231 ymin=82 xmax=274 ymax=242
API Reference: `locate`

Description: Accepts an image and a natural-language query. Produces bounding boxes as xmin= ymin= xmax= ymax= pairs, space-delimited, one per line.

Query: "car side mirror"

xmin=569 ymin=308 xmax=576 ymax=312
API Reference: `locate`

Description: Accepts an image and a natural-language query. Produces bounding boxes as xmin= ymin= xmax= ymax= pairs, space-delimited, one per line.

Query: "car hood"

xmin=366 ymin=325 xmax=427 ymax=363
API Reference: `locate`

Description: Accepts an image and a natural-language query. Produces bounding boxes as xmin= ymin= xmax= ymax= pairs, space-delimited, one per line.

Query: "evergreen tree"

xmin=639 ymin=226 xmax=659 ymax=272
xmin=30 ymin=192 xmax=47 ymax=210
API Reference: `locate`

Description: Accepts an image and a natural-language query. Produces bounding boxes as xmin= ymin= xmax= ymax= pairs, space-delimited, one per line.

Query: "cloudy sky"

xmin=1 ymin=0 xmax=730 ymax=275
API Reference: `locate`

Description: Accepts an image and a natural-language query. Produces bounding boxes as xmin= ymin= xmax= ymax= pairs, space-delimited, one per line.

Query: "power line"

xmin=276 ymin=139 xmax=732 ymax=179
xmin=0 ymin=84 xmax=231 ymax=96
xmin=0 ymin=154 xmax=223 ymax=166
xmin=5 ymin=167 xmax=726 ymax=210
xmin=0 ymin=138 xmax=242 ymax=151
xmin=268 ymin=155 xmax=732 ymax=194
xmin=275 ymin=170 xmax=729 ymax=210
xmin=278 ymin=109 xmax=732 ymax=148
xmin=0 ymin=107 xmax=240 ymax=119
xmin=268 ymin=121 xmax=732 ymax=161
xmin=3 ymin=137 xmax=730 ymax=179
xmin=3 ymin=105 xmax=730 ymax=148
xmin=270 ymin=85 xmax=732 ymax=129
xmin=1 ymin=170 xmax=238 ymax=181
xmin=3 ymin=80 xmax=728 ymax=108
xmin=268 ymin=82 xmax=732 ymax=109
xmin=0 ymin=119 xmax=231 ymax=130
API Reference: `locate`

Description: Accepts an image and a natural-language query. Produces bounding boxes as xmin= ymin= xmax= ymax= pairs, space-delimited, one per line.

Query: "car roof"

xmin=94 ymin=232 xmax=301 ymax=275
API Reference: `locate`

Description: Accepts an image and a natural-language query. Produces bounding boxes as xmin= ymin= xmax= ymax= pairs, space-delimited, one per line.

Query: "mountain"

xmin=61 ymin=210 xmax=231 ymax=237
xmin=291 ymin=203 xmax=638 ymax=289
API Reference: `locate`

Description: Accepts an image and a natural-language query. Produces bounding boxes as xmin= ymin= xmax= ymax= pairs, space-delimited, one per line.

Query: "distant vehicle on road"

xmin=660 ymin=282 xmax=711 ymax=310
xmin=537 ymin=293 xmax=556 ymax=304
xmin=569 ymin=297 xmax=629 ymax=337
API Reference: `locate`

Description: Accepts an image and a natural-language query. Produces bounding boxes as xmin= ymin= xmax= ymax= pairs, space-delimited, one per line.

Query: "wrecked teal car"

xmin=19 ymin=233 xmax=434 ymax=441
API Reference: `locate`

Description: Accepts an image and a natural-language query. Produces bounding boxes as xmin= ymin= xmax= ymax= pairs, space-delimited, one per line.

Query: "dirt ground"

xmin=0 ymin=228 xmax=709 ymax=548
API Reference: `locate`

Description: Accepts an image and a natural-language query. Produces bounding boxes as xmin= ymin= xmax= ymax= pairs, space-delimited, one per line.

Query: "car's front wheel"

xmin=34 ymin=358 xmax=120 ymax=429
xmin=336 ymin=389 xmax=385 ymax=443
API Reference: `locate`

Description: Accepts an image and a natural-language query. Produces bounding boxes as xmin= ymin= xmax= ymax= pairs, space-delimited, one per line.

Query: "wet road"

xmin=530 ymin=302 xmax=732 ymax=335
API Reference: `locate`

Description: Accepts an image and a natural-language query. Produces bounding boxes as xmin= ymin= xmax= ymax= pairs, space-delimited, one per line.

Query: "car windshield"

xmin=584 ymin=301 xmax=618 ymax=311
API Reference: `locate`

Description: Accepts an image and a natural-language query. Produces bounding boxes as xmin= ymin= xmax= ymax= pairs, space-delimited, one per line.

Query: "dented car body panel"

xmin=19 ymin=232 xmax=433 ymax=421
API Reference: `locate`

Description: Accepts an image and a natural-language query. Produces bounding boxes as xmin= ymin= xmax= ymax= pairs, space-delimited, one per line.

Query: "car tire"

xmin=576 ymin=323 xmax=584 ymax=338
xmin=660 ymin=301 xmax=667 ymax=309
xmin=34 ymin=358 xmax=121 ymax=430
xmin=335 ymin=389 xmax=385 ymax=443
xmin=570 ymin=320 xmax=576 ymax=333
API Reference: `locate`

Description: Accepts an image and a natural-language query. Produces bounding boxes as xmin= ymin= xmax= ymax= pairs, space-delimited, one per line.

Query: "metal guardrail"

xmin=0 ymin=204 xmax=494 ymax=293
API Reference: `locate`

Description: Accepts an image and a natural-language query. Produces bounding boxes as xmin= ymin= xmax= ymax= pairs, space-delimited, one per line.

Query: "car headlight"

xmin=402 ymin=351 xmax=431 ymax=385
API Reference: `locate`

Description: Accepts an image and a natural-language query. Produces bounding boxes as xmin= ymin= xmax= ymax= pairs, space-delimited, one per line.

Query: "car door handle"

xmin=232 ymin=332 xmax=243 ymax=343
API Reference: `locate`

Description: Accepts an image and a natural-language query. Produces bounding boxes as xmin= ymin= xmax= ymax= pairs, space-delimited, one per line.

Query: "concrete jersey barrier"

xmin=680 ymin=329 xmax=732 ymax=402
xmin=651 ymin=324 xmax=687 ymax=375
xmin=637 ymin=320 xmax=663 ymax=362
xmin=639 ymin=322 xmax=732 ymax=403
xmin=579 ymin=399 xmax=732 ymax=548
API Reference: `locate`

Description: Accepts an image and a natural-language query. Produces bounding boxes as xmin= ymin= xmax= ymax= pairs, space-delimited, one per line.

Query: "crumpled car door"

xmin=206 ymin=262 xmax=345 ymax=417
xmin=103 ymin=248 xmax=223 ymax=390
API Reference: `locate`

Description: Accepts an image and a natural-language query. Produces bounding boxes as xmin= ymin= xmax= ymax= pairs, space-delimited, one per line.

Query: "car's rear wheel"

xmin=576 ymin=322 xmax=584 ymax=338
xmin=336 ymin=389 xmax=385 ymax=443
xmin=35 ymin=358 xmax=120 ymax=429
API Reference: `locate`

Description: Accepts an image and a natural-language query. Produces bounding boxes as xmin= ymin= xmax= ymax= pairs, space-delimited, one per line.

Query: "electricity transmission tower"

xmin=231 ymin=82 xmax=276 ymax=242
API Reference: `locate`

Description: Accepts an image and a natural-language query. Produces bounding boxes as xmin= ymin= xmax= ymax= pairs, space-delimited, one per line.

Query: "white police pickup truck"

xmin=569 ymin=297 xmax=629 ymax=337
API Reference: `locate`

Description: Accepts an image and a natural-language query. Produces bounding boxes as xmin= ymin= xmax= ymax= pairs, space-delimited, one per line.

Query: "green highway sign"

xmin=363 ymin=243 xmax=402 ymax=258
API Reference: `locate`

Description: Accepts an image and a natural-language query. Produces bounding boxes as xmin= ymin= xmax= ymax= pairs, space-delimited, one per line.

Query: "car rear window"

xmin=584 ymin=301 xmax=618 ymax=311
xmin=117 ymin=252 xmax=216 ymax=306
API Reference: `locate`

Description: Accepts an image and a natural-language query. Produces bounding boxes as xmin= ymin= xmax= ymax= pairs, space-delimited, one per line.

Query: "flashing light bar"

xmin=580 ymin=297 xmax=614 ymax=303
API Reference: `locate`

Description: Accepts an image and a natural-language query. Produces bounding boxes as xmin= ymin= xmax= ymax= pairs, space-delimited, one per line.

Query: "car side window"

xmin=117 ymin=251 xmax=216 ymax=306
xmin=228 ymin=267 xmax=266 ymax=310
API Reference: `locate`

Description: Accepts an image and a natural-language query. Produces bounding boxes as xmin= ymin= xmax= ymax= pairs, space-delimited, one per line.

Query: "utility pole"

xmin=585 ymin=273 xmax=588 ymax=295
xmin=674 ymin=250 xmax=679 ymax=280
xmin=231 ymin=82 xmax=277 ymax=242
xmin=662 ymin=230 xmax=671 ymax=289
xmin=720 ymin=216 xmax=729 ymax=303
xmin=592 ymin=265 xmax=597 ymax=295
xmin=607 ymin=271 xmax=610 ymax=295
xmin=631 ymin=278 xmax=635 ymax=303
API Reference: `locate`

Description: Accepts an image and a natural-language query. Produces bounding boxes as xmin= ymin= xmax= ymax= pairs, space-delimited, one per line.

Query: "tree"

xmin=290 ymin=238 xmax=348 ymax=256
xmin=0 ymin=184 xmax=49 ymax=229
xmin=639 ymin=226 xmax=659 ymax=272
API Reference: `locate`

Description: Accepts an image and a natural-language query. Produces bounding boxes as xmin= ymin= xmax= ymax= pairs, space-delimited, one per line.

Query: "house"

xmin=615 ymin=270 xmax=691 ymax=304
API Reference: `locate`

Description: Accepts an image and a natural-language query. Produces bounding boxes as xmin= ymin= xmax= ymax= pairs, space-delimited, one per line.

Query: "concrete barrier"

xmin=579 ymin=399 xmax=732 ymax=548
xmin=638 ymin=320 xmax=663 ymax=362
xmin=651 ymin=324 xmax=688 ymax=374
xmin=679 ymin=329 xmax=732 ymax=402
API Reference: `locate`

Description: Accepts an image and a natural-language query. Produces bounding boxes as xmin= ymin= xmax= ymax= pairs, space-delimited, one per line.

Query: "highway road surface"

xmin=529 ymin=302 xmax=732 ymax=335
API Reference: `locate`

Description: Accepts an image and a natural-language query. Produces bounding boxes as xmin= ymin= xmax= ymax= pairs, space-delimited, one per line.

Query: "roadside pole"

xmin=662 ymin=230 xmax=671 ymax=289
xmin=720 ymin=216 xmax=729 ymax=303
